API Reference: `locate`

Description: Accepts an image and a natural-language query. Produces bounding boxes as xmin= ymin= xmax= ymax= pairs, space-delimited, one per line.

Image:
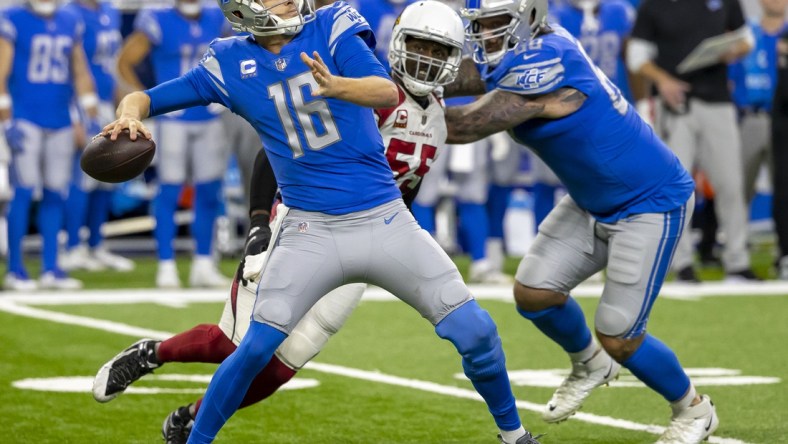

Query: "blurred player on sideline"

xmin=0 ymin=0 xmax=99 ymax=290
xmin=118 ymin=0 xmax=229 ymax=288
xmin=93 ymin=1 xmax=540 ymax=443
xmin=443 ymin=0 xmax=718 ymax=442
xmin=60 ymin=0 xmax=134 ymax=273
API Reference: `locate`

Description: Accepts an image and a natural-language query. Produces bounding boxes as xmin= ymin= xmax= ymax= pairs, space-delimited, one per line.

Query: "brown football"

xmin=80 ymin=130 xmax=156 ymax=183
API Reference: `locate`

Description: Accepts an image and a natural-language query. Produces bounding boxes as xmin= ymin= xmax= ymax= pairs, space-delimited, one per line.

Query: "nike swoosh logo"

xmin=603 ymin=361 xmax=614 ymax=379
xmin=384 ymin=212 xmax=399 ymax=225
xmin=523 ymin=53 xmax=539 ymax=60
xmin=704 ymin=412 xmax=713 ymax=431
xmin=548 ymin=404 xmax=557 ymax=411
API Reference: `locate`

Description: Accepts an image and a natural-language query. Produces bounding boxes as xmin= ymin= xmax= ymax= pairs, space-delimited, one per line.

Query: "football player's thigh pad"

xmin=276 ymin=283 xmax=366 ymax=369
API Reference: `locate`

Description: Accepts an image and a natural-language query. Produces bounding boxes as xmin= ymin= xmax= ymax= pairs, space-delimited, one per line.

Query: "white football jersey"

xmin=375 ymin=85 xmax=447 ymax=202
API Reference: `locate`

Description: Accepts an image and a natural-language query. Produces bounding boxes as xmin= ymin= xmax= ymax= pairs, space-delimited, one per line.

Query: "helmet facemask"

xmin=461 ymin=0 xmax=548 ymax=66
xmin=390 ymin=35 xmax=462 ymax=97
xmin=218 ymin=0 xmax=316 ymax=37
xmin=28 ymin=0 xmax=57 ymax=16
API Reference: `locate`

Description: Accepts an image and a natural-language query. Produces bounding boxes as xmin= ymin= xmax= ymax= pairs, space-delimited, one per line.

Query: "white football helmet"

xmin=461 ymin=0 xmax=548 ymax=65
xmin=388 ymin=1 xmax=465 ymax=96
xmin=176 ymin=0 xmax=203 ymax=18
xmin=28 ymin=0 xmax=57 ymax=16
xmin=216 ymin=0 xmax=316 ymax=37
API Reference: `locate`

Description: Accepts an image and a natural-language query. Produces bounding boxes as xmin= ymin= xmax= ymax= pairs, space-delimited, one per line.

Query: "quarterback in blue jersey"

xmin=103 ymin=1 xmax=538 ymax=443
xmin=0 ymin=0 xmax=99 ymax=290
xmin=117 ymin=0 xmax=229 ymax=288
xmin=60 ymin=0 xmax=134 ymax=273
xmin=445 ymin=0 xmax=718 ymax=442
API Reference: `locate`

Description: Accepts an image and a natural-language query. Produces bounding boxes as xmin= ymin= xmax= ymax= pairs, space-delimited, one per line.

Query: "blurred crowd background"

xmin=0 ymin=0 xmax=785 ymax=290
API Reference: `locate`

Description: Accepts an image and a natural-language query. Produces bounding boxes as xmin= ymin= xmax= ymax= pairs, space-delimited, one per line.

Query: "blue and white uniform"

xmin=0 ymin=4 xmax=84 ymax=280
xmin=551 ymin=0 xmax=635 ymax=102
xmin=144 ymin=3 xmax=524 ymax=442
xmin=133 ymin=5 xmax=227 ymax=267
xmin=728 ymin=18 xmax=786 ymax=202
xmin=482 ymin=26 xmax=694 ymax=339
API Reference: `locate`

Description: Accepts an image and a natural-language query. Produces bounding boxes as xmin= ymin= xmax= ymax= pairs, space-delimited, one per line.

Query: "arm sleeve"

xmin=726 ymin=0 xmax=746 ymax=31
xmin=145 ymin=63 xmax=229 ymax=117
xmin=249 ymin=148 xmax=278 ymax=215
xmin=334 ymin=34 xmax=390 ymax=79
xmin=133 ymin=9 xmax=162 ymax=46
xmin=630 ymin=0 xmax=656 ymax=42
xmin=0 ymin=13 xmax=17 ymax=43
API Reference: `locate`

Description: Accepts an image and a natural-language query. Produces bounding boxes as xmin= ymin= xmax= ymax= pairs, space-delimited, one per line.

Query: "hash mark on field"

xmin=0 ymin=300 xmax=751 ymax=444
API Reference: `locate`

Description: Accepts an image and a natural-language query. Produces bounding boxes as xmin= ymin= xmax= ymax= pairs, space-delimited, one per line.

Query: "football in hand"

xmin=80 ymin=130 xmax=156 ymax=183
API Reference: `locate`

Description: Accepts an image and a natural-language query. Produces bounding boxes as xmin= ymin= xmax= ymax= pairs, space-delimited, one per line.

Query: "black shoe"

xmin=725 ymin=269 xmax=762 ymax=282
xmin=497 ymin=431 xmax=543 ymax=444
xmin=675 ymin=266 xmax=701 ymax=283
xmin=162 ymin=405 xmax=194 ymax=444
xmin=92 ymin=339 xmax=161 ymax=402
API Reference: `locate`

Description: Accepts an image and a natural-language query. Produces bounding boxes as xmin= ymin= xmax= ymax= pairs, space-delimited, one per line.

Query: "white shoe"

xmin=39 ymin=271 xmax=83 ymax=290
xmin=4 ymin=271 xmax=38 ymax=291
xmin=91 ymin=247 xmax=135 ymax=272
xmin=543 ymin=349 xmax=621 ymax=423
xmin=60 ymin=245 xmax=105 ymax=272
xmin=189 ymin=257 xmax=231 ymax=288
xmin=156 ymin=260 xmax=181 ymax=289
xmin=656 ymin=395 xmax=719 ymax=444
xmin=778 ymin=256 xmax=788 ymax=281
xmin=469 ymin=259 xmax=513 ymax=284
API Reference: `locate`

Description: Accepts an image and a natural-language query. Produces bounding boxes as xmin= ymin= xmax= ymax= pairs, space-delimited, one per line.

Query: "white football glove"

xmin=242 ymin=250 xmax=268 ymax=283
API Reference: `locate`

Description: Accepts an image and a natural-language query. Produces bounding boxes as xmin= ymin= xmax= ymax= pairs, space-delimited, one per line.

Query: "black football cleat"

xmin=162 ymin=405 xmax=194 ymax=444
xmin=92 ymin=339 xmax=161 ymax=402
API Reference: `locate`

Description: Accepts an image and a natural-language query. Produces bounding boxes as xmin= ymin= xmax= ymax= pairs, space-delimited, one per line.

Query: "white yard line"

xmin=2 ymin=280 xmax=788 ymax=306
xmin=0 ymin=299 xmax=753 ymax=443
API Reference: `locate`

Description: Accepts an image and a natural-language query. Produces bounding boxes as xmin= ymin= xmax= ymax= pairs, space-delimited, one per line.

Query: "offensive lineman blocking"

xmin=101 ymin=1 xmax=538 ymax=443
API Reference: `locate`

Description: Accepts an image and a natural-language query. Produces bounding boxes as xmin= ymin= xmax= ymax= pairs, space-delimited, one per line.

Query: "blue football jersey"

xmin=134 ymin=6 xmax=225 ymax=121
xmin=552 ymin=0 xmax=635 ymax=102
xmin=729 ymin=20 xmax=786 ymax=111
xmin=480 ymin=26 xmax=694 ymax=222
xmin=348 ymin=0 xmax=415 ymax=70
xmin=177 ymin=2 xmax=400 ymax=214
xmin=63 ymin=1 xmax=120 ymax=102
xmin=0 ymin=5 xmax=83 ymax=128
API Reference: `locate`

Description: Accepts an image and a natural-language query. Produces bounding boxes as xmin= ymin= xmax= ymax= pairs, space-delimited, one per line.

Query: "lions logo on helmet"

xmin=387 ymin=1 xmax=465 ymax=97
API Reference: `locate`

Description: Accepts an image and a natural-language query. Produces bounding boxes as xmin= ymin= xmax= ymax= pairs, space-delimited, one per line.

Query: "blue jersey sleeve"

xmin=334 ymin=34 xmax=389 ymax=79
xmin=496 ymin=43 xmax=566 ymax=96
xmin=134 ymin=8 xmax=162 ymax=46
xmin=0 ymin=10 xmax=17 ymax=43
xmin=325 ymin=2 xmax=375 ymax=57
xmin=146 ymin=46 xmax=231 ymax=116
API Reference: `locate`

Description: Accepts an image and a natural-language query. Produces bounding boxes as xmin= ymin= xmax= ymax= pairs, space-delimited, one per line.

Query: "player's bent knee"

xmin=596 ymin=331 xmax=646 ymax=363
xmin=252 ymin=298 xmax=293 ymax=332
xmin=435 ymin=300 xmax=505 ymax=379
xmin=514 ymin=282 xmax=567 ymax=312
xmin=594 ymin=301 xmax=637 ymax=338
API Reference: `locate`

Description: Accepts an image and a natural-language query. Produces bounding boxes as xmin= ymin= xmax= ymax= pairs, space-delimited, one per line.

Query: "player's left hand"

xmin=2 ymin=120 xmax=25 ymax=153
xmin=301 ymin=51 xmax=338 ymax=97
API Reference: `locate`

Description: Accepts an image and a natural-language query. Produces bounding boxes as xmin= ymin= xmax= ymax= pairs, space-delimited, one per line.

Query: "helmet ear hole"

xmin=233 ymin=10 xmax=244 ymax=19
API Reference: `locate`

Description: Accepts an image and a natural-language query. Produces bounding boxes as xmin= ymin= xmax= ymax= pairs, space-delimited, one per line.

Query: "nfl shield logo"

xmin=275 ymin=58 xmax=288 ymax=71
xmin=298 ymin=222 xmax=309 ymax=233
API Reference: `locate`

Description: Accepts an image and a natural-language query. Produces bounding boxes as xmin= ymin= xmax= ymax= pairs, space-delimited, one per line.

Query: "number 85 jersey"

xmin=375 ymin=85 xmax=446 ymax=206
xmin=0 ymin=6 xmax=83 ymax=129
xmin=479 ymin=25 xmax=693 ymax=223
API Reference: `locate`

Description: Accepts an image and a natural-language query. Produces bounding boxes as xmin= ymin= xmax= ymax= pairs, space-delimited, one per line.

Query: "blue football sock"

xmin=193 ymin=180 xmax=221 ymax=256
xmin=487 ymin=184 xmax=511 ymax=239
xmin=623 ymin=334 xmax=691 ymax=402
xmin=38 ymin=189 xmax=65 ymax=272
xmin=532 ymin=182 xmax=557 ymax=231
xmin=518 ymin=297 xmax=592 ymax=353
xmin=154 ymin=184 xmax=181 ymax=261
xmin=410 ymin=202 xmax=435 ymax=233
xmin=190 ymin=321 xmax=287 ymax=443
xmin=65 ymin=184 xmax=88 ymax=249
xmin=457 ymin=201 xmax=489 ymax=261
xmin=87 ymin=190 xmax=112 ymax=248
xmin=436 ymin=301 xmax=521 ymax=431
xmin=7 ymin=187 xmax=33 ymax=274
